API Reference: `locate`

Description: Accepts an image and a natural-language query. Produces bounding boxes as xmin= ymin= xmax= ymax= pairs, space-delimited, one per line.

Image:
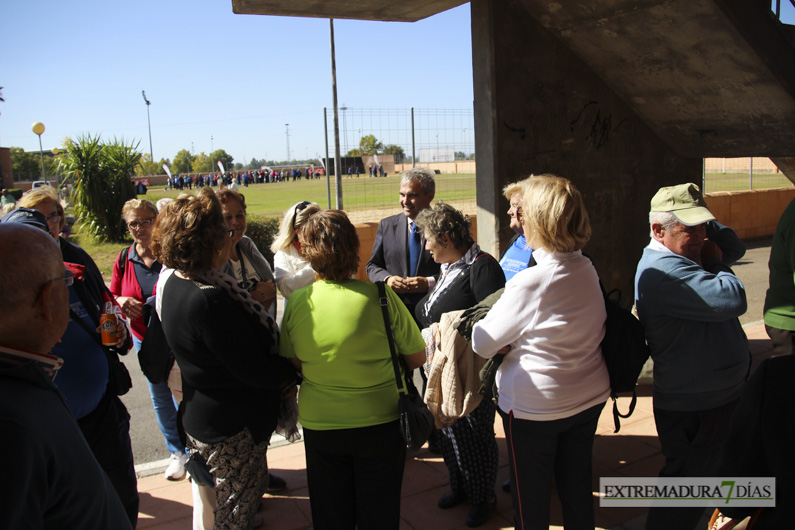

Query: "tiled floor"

xmin=137 ymin=322 xmax=773 ymax=530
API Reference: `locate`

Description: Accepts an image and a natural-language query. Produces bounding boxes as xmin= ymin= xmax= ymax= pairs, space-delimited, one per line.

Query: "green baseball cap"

xmin=650 ymin=183 xmax=715 ymax=226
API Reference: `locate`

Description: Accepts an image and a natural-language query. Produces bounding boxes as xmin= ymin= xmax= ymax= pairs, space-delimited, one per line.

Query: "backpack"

xmin=599 ymin=285 xmax=651 ymax=433
xmin=139 ymin=297 xmax=175 ymax=385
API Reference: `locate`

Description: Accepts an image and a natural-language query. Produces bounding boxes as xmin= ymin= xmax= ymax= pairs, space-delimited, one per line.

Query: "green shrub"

xmin=245 ymin=216 xmax=280 ymax=268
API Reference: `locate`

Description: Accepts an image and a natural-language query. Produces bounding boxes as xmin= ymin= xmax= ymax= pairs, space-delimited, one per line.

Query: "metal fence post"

xmin=750 ymin=157 xmax=754 ymax=190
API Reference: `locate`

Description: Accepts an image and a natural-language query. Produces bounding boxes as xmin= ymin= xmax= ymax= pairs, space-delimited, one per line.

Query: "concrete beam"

xmin=513 ymin=0 xmax=795 ymax=157
xmin=771 ymin=157 xmax=795 ymax=184
xmin=231 ymin=0 xmax=466 ymax=22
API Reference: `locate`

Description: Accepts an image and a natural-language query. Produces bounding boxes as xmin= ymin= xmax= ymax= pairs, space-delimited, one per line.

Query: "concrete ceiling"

xmin=231 ymin=0 xmax=467 ymax=22
xmin=514 ymin=0 xmax=795 ymax=157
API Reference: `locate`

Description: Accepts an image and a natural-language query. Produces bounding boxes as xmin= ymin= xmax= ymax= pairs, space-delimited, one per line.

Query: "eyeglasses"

xmin=46 ymin=213 xmax=62 ymax=224
xmin=31 ymin=269 xmax=74 ymax=307
xmin=292 ymin=201 xmax=311 ymax=231
xmin=127 ymin=218 xmax=154 ymax=230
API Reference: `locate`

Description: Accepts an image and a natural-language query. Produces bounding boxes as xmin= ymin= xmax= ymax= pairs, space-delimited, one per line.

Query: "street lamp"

xmin=210 ymin=135 xmax=214 ymax=172
xmin=340 ymin=105 xmax=348 ymax=153
xmin=142 ymin=90 xmax=153 ymax=162
xmin=31 ymin=122 xmax=46 ymax=180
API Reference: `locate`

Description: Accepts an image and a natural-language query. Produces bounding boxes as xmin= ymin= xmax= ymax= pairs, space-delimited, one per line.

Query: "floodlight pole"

xmin=324 ymin=107 xmax=331 ymax=209
xmin=330 ymin=18 xmax=343 ymax=209
xmin=411 ymin=107 xmax=416 ymax=168
xmin=142 ymin=91 xmax=153 ymax=162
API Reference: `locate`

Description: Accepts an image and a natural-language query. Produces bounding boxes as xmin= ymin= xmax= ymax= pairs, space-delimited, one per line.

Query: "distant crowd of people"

xmin=168 ymin=167 xmax=323 ymax=191
xmin=1 ymin=165 xmax=791 ymax=530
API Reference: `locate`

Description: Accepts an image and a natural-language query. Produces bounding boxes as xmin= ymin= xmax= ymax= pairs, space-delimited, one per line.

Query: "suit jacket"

xmin=367 ymin=212 xmax=441 ymax=319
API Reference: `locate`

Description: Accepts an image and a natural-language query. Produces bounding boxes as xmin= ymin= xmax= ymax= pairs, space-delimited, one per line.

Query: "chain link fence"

xmin=703 ymin=158 xmax=792 ymax=192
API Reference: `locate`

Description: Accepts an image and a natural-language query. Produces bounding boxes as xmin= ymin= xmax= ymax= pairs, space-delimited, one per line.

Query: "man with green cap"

xmin=634 ymin=183 xmax=749 ymax=530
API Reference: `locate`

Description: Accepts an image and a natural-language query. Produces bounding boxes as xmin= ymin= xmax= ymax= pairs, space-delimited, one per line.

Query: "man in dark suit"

xmin=367 ymin=167 xmax=441 ymax=321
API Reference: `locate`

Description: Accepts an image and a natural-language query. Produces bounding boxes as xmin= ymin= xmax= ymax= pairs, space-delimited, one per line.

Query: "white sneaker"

xmin=165 ymin=451 xmax=189 ymax=481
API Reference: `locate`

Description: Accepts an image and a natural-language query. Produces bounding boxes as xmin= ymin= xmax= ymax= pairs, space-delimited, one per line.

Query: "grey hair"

xmin=400 ymin=167 xmax=436 ymax=195
xmin=414 ymin=201 xmax=473 ymax=251
xmin=649 ymin=210 xmax=678 ymax=237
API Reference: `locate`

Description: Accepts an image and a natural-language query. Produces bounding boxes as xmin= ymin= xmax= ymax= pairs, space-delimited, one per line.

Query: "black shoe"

xmin=266 ymin=473 xmax=287 ymax=494
xmin=438 ymin=491 xmax=465 ymax=509
xmin=466 ymin=497 xmax=496 ymax=527
xmin=502 ymin=479 xmax=510 ymax=493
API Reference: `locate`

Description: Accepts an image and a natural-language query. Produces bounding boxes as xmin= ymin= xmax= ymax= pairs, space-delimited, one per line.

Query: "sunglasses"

xmin=292 ymin=201 xmax=311 ymax=231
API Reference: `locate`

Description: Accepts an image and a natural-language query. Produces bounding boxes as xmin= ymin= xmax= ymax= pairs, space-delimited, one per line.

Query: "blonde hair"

xmin=521 ymin=174 xmax=591 ymax=252
xmin=18 ymin=186 xmax=64 ymax=229
xmin=121 ymin=199 xmax=158 ymax=221
xmin=18 ymin=186 xmax=59 ymax=212
xmin=502 ymin=180 xmax=526 ymax=200
xmin=270 ymin=201 xmax=321 ymax=253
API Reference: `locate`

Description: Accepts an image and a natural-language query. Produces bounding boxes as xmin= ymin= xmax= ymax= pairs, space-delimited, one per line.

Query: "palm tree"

xmin=61 ymin=134 xmax=140 ymax=242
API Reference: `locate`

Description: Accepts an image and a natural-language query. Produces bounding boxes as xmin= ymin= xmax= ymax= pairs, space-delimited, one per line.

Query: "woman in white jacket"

xmin=472 ymin=174 xmax=609 ymax=530
xmin=270 ymin=201 xmax=322 ymax=306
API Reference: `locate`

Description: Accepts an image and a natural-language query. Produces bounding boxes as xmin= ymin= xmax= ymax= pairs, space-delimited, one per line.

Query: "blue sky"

xmin=2 ymin=1 xmax=794 ymax=166
xmin=0 ymin=0 xmax=474 ymax=165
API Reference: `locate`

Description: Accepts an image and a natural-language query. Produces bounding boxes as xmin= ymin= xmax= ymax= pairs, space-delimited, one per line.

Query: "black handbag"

xmin=376 ymin=281 xmax=434 ymax=451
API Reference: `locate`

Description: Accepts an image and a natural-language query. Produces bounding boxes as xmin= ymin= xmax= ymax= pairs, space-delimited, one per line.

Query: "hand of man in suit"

xmin=387 ymin=275 xmax=410 ymax=293
xmin=404 ymin=276 xmax=429 ymax=293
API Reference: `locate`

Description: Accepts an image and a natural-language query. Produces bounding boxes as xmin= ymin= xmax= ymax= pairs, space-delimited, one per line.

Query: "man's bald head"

xmin=0 ymin=224 xmax=67 ymax=352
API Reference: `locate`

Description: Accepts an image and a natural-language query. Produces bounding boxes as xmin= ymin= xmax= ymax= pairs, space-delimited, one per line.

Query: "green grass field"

xmin=704 ymin=172 xmax=793 ymax=192
xmin=143 ymin=173 xmax=477 ymax=218
xmin=71 ymin=173 xmax=477 ymax=278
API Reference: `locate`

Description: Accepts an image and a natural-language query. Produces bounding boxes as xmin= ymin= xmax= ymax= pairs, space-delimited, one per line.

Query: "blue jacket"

xmin=634 ymin=222 xmax=749 ymax=411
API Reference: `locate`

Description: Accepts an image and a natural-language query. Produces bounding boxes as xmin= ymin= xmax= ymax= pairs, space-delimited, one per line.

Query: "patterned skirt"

xmin=187 ymin=428 xmax=269 ymax=530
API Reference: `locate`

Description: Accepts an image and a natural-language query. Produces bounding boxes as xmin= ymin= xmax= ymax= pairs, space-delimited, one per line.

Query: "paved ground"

xmin=128 ymin=237 xmax=773 ymax=529
xmin=133 ymin=323 xmax=773 ymax=530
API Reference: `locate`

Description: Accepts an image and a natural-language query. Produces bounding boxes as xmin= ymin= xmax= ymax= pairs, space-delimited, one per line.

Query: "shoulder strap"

xmin=376 ymin=281 xmax=408 ymax=396
xmin=117 ymin=246 xmax=130 ymax=276
xmin=469 ymin=251 xmax=497 ymax=293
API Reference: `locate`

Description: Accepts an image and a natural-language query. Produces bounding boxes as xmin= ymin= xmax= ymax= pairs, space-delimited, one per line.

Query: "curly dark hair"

xmin=151 ymin=188 xmax=227 ymax=273
xmin=413 ymin=202 xmax=473 ymax=251
xmin=299 ymin=210 xmax=360 ymax=281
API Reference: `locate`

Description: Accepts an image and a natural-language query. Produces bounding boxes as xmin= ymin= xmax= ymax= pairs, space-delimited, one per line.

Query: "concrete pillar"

xmin=471 ymin=0 xmax=701 ymax=299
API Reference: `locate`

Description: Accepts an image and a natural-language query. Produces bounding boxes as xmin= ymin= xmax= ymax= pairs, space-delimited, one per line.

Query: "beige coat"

xmin=424 ymin=310 xmax=487 ymax=429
